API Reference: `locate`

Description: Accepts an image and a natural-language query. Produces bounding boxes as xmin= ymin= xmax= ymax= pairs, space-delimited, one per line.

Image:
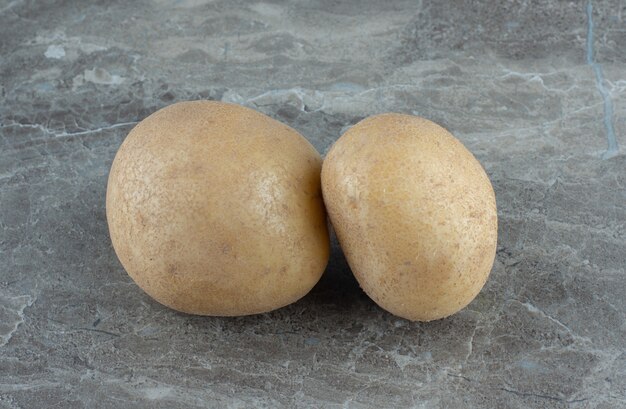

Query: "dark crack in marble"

xmin=1 ymin=1 xmax=625 ymax=408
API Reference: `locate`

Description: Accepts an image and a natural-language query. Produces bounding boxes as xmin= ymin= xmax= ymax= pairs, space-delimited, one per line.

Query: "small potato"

xmin=107 ymin=101 xmax=329 ymax=316
xmin=321 ymin=113 xmax=497 ymax=321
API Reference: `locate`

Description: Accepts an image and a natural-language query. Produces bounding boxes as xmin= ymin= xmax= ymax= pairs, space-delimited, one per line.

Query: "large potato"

xmin=321 ymin=113 xmax=497 ymax=321
xmin=107 ymin=101 xmax=329 ymax=316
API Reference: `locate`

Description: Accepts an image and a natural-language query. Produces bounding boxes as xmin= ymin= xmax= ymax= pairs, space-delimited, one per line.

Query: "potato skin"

xmin=106 ymin=101 xmax=329 ymax=316
xmin=321 ymin=113 xmax=497 ymax=321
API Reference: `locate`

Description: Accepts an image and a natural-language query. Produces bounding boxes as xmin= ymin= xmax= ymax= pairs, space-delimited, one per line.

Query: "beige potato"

xmin=321 ymin=113 xmax=497 ymax=321
xmin=106 ymin=101 xmax=329 ymax=316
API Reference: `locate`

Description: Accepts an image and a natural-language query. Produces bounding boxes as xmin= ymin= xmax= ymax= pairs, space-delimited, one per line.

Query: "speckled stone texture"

xmin=1 ymin=1 xmax=625 ymax=408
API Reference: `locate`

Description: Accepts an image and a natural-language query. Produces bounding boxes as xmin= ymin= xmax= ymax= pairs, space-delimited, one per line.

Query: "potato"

xmin=321 ymin=113 xmax=497 ymax=321
xmin=106 ymin=101 xmax=329 ymax=316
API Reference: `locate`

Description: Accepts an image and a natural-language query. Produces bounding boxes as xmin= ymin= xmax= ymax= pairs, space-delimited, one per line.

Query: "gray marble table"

xmin=1 ymin=1 xmax=625 ymax=408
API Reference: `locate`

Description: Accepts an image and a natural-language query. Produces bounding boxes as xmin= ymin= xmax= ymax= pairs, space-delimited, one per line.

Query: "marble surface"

xmin=1 ymin=0 xmax=625 ymax=408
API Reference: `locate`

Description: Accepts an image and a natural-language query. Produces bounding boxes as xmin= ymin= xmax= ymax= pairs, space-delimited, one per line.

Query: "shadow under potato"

xmin=174 ymin=229 xmax=494 ymax=340
xmin=174 ymin=235 xmax=377 ymax=330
